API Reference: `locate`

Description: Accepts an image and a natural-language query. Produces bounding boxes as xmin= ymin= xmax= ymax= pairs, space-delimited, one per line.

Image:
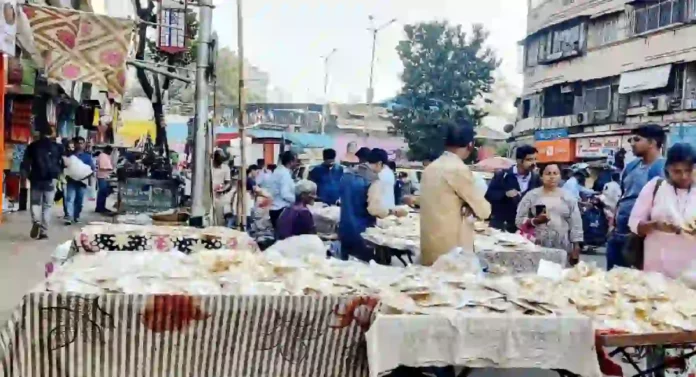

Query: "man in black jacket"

xmin=485 ymin=145 xmax=541 ymax=233
xmin=21 ymin=131 xmax=63 ymax=239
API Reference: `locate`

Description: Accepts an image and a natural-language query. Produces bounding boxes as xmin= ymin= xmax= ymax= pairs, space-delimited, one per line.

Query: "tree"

xmin=169 ymin=47 xmax=265 ymax=110
xmin=391 ymin=22 xmax=500 ymax=161
xmin=133 ymin=0 xmax=198 ymax=154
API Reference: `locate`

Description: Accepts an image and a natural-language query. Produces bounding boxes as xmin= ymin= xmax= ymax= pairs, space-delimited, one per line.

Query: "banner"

xmin=575 ymin=136 xmax=628 ymax=158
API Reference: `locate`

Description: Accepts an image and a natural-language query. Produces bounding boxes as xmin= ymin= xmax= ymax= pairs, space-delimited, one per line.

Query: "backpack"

xmin=33 ymin=142 xmax=61 ymax=181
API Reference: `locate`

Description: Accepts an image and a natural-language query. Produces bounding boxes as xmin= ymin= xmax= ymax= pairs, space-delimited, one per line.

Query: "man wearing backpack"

xmin=21 ymin=131 xmax=64 ymax=239
xmin=607 ymin=124 xmax=666 ymax=269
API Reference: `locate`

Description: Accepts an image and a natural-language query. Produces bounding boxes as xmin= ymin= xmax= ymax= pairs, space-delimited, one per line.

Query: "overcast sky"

xmin=211 ymin=0 xmax=527 ymax=103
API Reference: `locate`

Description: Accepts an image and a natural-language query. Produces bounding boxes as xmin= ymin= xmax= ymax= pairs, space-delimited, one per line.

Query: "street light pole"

xmin=237 ymin=0 xmax=248 ymax=230
xmin=190 ymin=0 xmax=213 ymax=227
xmin=366 ymin=16 xmax=396 ymax=133
xmin=321 ymin=48 xmax=337 ymax=134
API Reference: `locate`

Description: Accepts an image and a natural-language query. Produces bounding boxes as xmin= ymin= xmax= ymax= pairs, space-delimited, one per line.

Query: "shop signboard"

xmin=535 ymin=139 xmax=576 ymax=163
xmin=575 ymin=136 xmax=626 ymax=158
xmin=534 ymin=129 xmax=569 ymax=141
xmin=0 ymin=0 xmax=16 ymax=56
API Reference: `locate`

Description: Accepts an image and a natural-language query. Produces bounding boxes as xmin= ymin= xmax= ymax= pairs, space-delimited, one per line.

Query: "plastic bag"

xmin=679 ymin=260 xmax=696 ymax=289
xmin=46 ymin=241 xmax=74 ymax=277
xmin=63 ymin=155 xmax=93 ymax=181
xmin=266 ymin=235 xmax=326 ymax=259
xmin=431 ymin=247 xmax=484 ymax=279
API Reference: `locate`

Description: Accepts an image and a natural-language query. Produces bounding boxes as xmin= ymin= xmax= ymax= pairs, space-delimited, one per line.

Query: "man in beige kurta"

xmin=420 ymin=123 xmax=491 ymax=266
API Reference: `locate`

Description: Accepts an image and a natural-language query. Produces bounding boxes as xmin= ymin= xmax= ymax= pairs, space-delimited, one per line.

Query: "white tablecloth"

xmin=365 ymin=312 xmax=601 ymax=377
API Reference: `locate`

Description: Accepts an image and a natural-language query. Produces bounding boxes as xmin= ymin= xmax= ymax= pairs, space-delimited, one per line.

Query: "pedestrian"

xmin=378 ymin=154 xmax=396 ymax=210
xmin=629 ymin=143 xmax=696 ymax=278
xmin=230 ymin=164 xmax=261 ymax=229
xmin=515 ymin=164 xmax=584 ymax=266
xmin=59 ymin=139 xmax=75 ymax=219
xmin=276 ymin=180 xmax=318 ymax=240
xmin=256 ymin=158 xmax=272 ymax=189
xmin=420 ymin=121 xmax=491 ymax=266
xmin=562 ymin=168 xmax=596 ymax=200
xmin=95 ymin=145 xmax=114 ymax=213
xmin=211 ymin=149 xmax=232 ymax=226
xmin=308 ymin=148 xmax=343 ymax=205
xmin=339 ymin=148 xmax=408 ymax=261
xmin=269 ymin=151 xmax=299 ymax=230
xmin=607 ymin=124 xmax=666 ymax=270
xmin=64 ymin=136 xmax=94 ymax=225
xmin=395 ymin=172 xmax=412 ymax=205
xmin=485 ymin=145 xmax=541 ymax=233
xmin=21 ymin=130 xmax=63 ymax=239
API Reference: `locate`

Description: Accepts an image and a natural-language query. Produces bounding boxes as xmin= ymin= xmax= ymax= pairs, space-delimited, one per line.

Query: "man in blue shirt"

xmin=606 ymin=124 xmax=666 ymax=269
xmin=309 ymin=148 xmax=343 ymax=205
xmin=269 ymin=151 xmax=299 ymax=230
xmin=65 ymin=136 xmax=94 ymax=225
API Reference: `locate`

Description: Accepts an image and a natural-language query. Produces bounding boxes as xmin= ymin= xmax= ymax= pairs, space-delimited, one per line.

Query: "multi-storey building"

xmin=515 ymin=0 xmax=696 ymax=164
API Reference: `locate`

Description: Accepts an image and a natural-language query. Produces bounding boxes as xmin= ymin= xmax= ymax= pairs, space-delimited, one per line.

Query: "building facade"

xmin=515 ymin=0 xmax=696 ymax=163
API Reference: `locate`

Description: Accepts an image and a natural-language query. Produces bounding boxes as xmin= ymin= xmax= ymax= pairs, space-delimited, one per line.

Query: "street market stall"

xmin=5 ymin=225 xmax=696 ymax=377
xmin=362 ymin=213 xmax=566 ymax=273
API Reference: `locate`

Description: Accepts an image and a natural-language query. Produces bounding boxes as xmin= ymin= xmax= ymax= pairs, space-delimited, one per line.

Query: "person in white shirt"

xmin=378 ymin=155 xmax=396 ymax=210
xmin=269 ymin=151 xmax=299 ymax=230
xmin=255 ymin=158 xmax=272 ymax=189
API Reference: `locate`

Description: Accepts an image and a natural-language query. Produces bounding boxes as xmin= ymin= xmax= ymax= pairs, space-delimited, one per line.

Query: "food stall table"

xmin=0 ymin=294 xmax=372 ymax=377
xmin=596 ymin=331 xmax=696 ymax=377
xmin=365 ymin=312 xmax=601 ymax=377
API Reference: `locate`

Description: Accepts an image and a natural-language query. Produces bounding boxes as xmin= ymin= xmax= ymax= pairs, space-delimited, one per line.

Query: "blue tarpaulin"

xmin=214 ymin=126 xmax=333 ymax=148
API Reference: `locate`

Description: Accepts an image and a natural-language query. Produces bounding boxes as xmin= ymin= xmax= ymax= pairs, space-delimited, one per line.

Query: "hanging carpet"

xmin=22 ymin=5 xmax=134 ymax=97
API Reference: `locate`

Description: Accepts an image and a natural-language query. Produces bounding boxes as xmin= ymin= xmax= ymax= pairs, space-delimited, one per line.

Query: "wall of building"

xmin=523 ymin=24 xmax=696 ymax=95
xmin=527 ymin=0 xmax=628 ymax=35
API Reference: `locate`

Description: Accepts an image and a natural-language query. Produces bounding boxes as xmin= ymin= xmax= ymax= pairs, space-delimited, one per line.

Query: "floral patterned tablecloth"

xmin=72 ymin=224 xmax=258 ymax=255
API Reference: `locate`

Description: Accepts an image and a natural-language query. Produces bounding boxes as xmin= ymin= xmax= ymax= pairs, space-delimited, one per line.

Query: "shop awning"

xmin=283 ymin=133 xmax=334 ymax=148
xmin=618 ymin=65 xmax=672 ymax=94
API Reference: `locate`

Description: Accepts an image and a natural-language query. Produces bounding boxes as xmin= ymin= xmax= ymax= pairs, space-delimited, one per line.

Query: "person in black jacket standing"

xmin=485 ymin=145 xmax=541 ymax=233
xmin=21 ymin=131 xmax=63 ymax=239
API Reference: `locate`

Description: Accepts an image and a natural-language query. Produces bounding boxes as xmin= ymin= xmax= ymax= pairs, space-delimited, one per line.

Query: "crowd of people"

xmin=21 ymin=130 xmax=114 ymax=239
xmin=19 ymin=120 xmax=696 ymax=278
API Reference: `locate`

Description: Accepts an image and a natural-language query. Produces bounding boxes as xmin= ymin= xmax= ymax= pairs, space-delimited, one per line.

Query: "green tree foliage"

xmin=391 ymin=22 xmax=500 ymax=161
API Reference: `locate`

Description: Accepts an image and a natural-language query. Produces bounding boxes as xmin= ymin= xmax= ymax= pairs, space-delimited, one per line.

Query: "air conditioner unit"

xmin=647 ymin=95 xmax=670 ymax=113
xmin=684 ymin=99 xmax=696 ymax=110
xmin=573 ymin=111 xmax=593 ymax=126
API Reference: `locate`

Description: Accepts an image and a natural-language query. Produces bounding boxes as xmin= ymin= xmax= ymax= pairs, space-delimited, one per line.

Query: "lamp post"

xmin=366 ymin=16 xmax=396 ymax=132
xmin=321 ymin=48 xmax=337 ymax=134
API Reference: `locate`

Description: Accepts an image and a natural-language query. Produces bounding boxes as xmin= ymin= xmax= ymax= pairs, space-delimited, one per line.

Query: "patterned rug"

xmin=22 ymin=5 xmax=134 ymax=96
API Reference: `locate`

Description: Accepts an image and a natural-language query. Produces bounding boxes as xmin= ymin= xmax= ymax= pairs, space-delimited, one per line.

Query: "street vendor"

xmin=339 ymin=148 xmax=408 ymax=261
xmin=276 ymin=180 xmax=318 ymax=240
xmin=419 ymin=121 xmax=491 ymax=266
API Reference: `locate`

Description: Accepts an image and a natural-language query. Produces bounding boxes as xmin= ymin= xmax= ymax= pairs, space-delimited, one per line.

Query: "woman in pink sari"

xmin=629 ymin=143 xmax=696 ymax=278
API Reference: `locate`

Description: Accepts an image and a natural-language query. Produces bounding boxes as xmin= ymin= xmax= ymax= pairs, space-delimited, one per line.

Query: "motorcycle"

xmin=579 ymin=193 xmax=609 ymax=253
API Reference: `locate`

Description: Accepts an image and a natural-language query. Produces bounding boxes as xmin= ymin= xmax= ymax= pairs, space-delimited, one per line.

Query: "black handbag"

xmin=621 ymin=179 xmax=664 ymax=269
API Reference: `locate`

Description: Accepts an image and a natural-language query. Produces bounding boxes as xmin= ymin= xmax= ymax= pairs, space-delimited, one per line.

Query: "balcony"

xmin=538 ymin=48 xmax=581 ymax=65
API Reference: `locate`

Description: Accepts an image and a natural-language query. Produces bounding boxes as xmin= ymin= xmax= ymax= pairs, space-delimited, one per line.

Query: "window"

xmin=522 ymin=99 xmax=531 ymax=119
xmin=598 ymin=17 xmax=619 ymax=45
xmin=543 ymin=86 xmax=575 ymax=117
xmin=525 ymin=38 xmax=539 ymax=67
xmin=551 ymin=24 xmax=581 ymax=54
xmin=634 ymin=0 xmax=685 ymax=35
xmin=585 ymin=86 xmax=611 ymax=112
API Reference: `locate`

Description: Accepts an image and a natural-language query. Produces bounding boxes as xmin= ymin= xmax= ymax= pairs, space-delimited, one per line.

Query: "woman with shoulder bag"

xmin=628 ymin=143 xmax=696 ymax=278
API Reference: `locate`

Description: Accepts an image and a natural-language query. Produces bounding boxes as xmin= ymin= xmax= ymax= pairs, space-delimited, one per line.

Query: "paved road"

xmin=0 ymin=201 xmax=104 ymax=321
